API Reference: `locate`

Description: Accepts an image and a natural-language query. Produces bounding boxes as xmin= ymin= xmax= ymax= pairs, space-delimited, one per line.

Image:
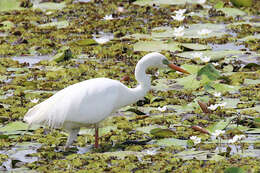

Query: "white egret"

xmin=24 ymin=52 xmax=189 ymax=149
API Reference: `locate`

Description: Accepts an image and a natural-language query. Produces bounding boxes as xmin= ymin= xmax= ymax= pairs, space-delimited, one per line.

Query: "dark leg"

xmin=95 ymin=125 xmax=99 ymax=148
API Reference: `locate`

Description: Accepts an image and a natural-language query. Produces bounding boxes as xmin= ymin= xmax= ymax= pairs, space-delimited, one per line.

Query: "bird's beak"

xmin=168 ymin=63 xmax=190 ymax=74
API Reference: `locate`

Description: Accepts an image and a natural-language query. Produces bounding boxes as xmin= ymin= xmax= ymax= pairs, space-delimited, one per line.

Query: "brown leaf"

xmin=191 ymin=125 xmax=210 ymax=134
xmin=197 ymin=101 xmax=212 ymax=114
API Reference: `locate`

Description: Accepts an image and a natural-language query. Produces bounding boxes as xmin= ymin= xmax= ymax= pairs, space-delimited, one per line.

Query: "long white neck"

xmin=116 ymin=52 xmax=165 ymax=109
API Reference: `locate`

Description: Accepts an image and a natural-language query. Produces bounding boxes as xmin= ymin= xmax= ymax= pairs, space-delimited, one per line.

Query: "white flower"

xmin=158 ymin=106 xmax=167 ymax=112
xmin=30 ymin=98 xmax=39 ymax=103
xmin=212 ymin=130 xmax=225 ymax=137
xmin=155 ymin=70 xmax=160 ymax=77
xmin=197 ymin=29 xmax=212 ymax=35
xmin=145 ymin=149 xmax=157 ymax=155
xmin=218 ymin=102 xmax=227 ymax=107
xmin=233 ymin=135 xmax=246 ymax=141
xmin=103 ymin=14 xmax=113 ymax=20
xmin=191 ymin=52 xmax=203 ymax=58
xmin=212 ymin=62 xmax=219 ymax=66
xmin=197 ymin=0 xmax=206 ymax=4
xmin=228 ymin=138 xmax=237 ymax=143
xmin=208 ymin=104 xmax=219 ymax=110
xmin=228 ymin=135 xmax=245 ymax=143
xmin=213 ymin=92 xmax=221 ymax=97
xmin=190 ymin=136 xmax=201 ymax=144
xmin=171 ymin=13 xmax=185 ymax=21
xmin=200 ymin=56 xmax=211 ymax=63
xmin=175 ymin=9 xmax=186 ymax=15
xmin=173 ymin=26 xmax=185 ymax=37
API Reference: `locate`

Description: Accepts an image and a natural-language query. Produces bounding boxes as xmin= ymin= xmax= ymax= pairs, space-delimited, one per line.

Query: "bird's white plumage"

xmin=24 ymin=52 xmax=184 ymax=148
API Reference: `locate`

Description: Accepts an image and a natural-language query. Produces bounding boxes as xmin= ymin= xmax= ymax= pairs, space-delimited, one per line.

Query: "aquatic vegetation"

xmin=0 ymin=0 xmax=259 ymax=172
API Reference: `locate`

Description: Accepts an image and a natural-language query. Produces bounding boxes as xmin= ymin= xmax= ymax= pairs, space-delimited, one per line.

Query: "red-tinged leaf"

xmin=120 ymin=75 xmax=130 ymax=82
xmin=192 ymin=125 xmax=210 ymax=134
xmin=198 ymin=101 xmax=212 ymax=114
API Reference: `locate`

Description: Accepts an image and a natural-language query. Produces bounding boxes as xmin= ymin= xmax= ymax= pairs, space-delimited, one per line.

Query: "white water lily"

xmin=190 ymin=136 xmax=201 ymax=144
xmin=175 ymin=9 xmax=186 ymax=15
xmin=158 ymin=106 xmax=167 ymax=112
xmin=200 ymin=56 xmax=211 ymax=63
xmin=173 ymin=26 xmax=185 ymax=37
xmin=212 ymin=130 xmax=225 ymax=137
xmin=212 ymin=62 xmax=219 ymax=66
xmin=228 ymin=135 xmax=246 ymax=143
xmin=171 ymin=13 xmax=185 ymax=21
xmin=208 ymin=104 xmax=219 ymax=110
xmin=103 ymin=14 xmax=113 ymax=20
xmin=218 ymin=102 xmax=227 ymax=107
xmin=197 ymin=29 xmax=212 ymax=35
xmin=30 ymin=98 xmax=39 ymax=103
xmin=191 ymin=52 xmax=203 ymax=58
xmin=213 ymin=92 xmax=221 ymax=97
xmin=197 ymin=0 xmax=206 ymax=4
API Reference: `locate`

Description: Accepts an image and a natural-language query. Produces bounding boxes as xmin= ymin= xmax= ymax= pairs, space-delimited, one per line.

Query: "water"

xmin=11 ymin=55 xmax=52 ymax=66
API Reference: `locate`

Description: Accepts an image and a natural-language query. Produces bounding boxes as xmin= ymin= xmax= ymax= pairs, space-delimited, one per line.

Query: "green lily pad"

xmin=133 ymin=40 xmax=181 ymax=52
xmin=218 ymin=8 xmax=247 ymax=17
xmin=224 ymin=167 xmax=246 ymax=173
xmin=197 ymin=64 xmax=221 ymax=81
xmin=33 ymin=2 xmax=66 ymax=10
xmin=230 ymin=0 xmax=252 ymax=7
xmin=207 ymin=117 xmax=236 ymax=133
xmin=38 ymin=21 xmax=69 ymax=29
xmin=156 ymin=138 xmax=187 ymax=146
xmin=0 ymin=0 xmax=22 ymax=12
xmin=150 ymin=128 xmax=175 ymax=138
xmin=136 ymin=125 xmax=167 ymax=134
xmin=181 ymin=43 xmax=211 ymax=51
xmin=174 ymin=150 xmax=225 ymax=161
xmin=73 ymin=39 xmax=98 ymax=46
xmin=177 ymin=50 xmax=244 ymax=61
xmin=79 ymin=126 xmax=117 ymax=136
xmin=0 ymin=121 xmax=39 ymax=134
xmin=183 ymin=23 xmax=226 ymax=39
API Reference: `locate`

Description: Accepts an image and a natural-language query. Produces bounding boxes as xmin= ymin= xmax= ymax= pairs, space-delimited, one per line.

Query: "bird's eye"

xmin=162 ymin=59 xmax=169 ymax=65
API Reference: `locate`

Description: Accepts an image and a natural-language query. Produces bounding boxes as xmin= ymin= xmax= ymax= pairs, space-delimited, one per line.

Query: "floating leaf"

xmin=207 ymin=117 xmax=236 ymax=133
xmin=150 ymin=128 xmax=175 ymax=138
xmin=38 ymin=21 xmax=69 ymax=29
xmin=218 ymin=8 xmax=246 ymax=17
xmin=0 ymin=0 xmax=22 ymax=12
xmin=125 ymin=108 xmax=146 ymax=115
xmin=197 ymin=101 xmax=211 ymax=114
xmin=33 ymin=2 xmax=66 ymax=10
xmin=191 ymin=125 xmax=210 ymax=134
xmin=230 ymin=0 xmax=252 ymax=7
xmin=133 ymin=40 xmax=181 ymax=52
xmin=156 ymin=138 xmax=187 ymax=146
xmin=73 ymin=39 xmax=97 ymax=46
xmin=224 ymin=167 xmax=246 ymax=173
xmin=180 ymin=43 xmax=211 ymax=51
xmin=197 ymin=64 xmax=221 ymax=81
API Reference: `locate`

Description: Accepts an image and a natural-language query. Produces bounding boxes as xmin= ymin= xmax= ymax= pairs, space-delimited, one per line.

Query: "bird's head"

xmin=149 ymin=52 xmax=190 ymax=74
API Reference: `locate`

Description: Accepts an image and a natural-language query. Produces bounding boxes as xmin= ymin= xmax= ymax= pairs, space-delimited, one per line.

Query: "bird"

xmin=24 ymin=52 xmax=189 ymax=149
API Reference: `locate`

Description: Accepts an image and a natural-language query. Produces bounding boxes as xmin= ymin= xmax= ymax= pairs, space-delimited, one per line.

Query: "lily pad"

xmin=38 ymin=21 xmax=69 ymax=29
xmin=0 ymin=121 xmax=39 ymax=135
xmin=156 ymin=138 xmax=187 ymax=146
xmin=181 ymin=43 xmax=211 ymax=51
xmin=197 ymin=64 xmax=221 ymax=81
xmin=230 ymin=0 xmax=252 ymax=7
xmin=33 ymin=2 xmax=66 ymax=11
xmin=218 ymin=8 xmax=247 ymax=17
xmin=207 ymin=117 xmax=236 ymax=133
xmin=150 ymin=128 xmax=175 ymax=138
xmin=133 ymin=40 xmax=181 ymax=52
xmin=0 ymin=0 xmax=22 ymax=12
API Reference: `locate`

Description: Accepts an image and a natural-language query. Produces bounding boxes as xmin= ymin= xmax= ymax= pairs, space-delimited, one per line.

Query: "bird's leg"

xmin=65 ymin=128 xmax=80 ymax=150
xmin=94 ymin=125 xmax=99 ymax=148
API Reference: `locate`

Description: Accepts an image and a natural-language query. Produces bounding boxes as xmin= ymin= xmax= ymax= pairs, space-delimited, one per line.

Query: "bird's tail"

xmin=23 ymin=98 xmax=66 ymax=129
